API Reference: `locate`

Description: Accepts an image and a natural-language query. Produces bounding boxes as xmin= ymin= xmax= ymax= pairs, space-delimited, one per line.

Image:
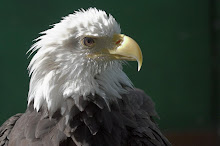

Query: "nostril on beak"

xmin=116 ymin=39 xmax=122 ymax=45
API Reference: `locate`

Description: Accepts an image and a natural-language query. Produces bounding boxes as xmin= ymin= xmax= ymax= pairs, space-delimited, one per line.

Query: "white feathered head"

xmin=27 ymin=8 xmax=142 ymax=114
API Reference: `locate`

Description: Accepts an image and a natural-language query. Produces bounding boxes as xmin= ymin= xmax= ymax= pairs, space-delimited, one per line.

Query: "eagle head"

xmin=28 ymin=8 xmax=143 ymax=115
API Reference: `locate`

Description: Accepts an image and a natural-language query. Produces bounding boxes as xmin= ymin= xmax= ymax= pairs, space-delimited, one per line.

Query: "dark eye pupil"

xmin=84 ymin=37 xmax=94 ymax=46
xmin=87 ymin=38 xmax=92 ymax=43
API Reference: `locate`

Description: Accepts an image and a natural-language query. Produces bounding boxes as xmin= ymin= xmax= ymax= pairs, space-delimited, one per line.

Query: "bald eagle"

xmin=0 ymin=8 xmax=171 ymax=146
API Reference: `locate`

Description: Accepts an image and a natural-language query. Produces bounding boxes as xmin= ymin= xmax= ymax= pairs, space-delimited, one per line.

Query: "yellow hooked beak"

xmin=110 ymin=34 xmax=142 ymax=71
xmin=88 ymin=34 xmax=143 ymax=71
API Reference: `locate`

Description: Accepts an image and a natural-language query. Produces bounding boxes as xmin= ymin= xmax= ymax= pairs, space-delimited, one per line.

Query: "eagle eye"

xmin=82 ymin=37 xmax=95 ymax=47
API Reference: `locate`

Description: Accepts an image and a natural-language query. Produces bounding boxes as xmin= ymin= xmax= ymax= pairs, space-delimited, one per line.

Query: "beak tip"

xmin=137 ymin=48 xmax=143 ymax=72
xmin=137 ymin=62 xmax=142 ymax=72
xmin=138 ymin=66 xmax=141 ymax=71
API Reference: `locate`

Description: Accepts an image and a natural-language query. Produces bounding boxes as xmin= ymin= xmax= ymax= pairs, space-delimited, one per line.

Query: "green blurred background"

xmin=0 ymin=0 xmax=219 ymax=145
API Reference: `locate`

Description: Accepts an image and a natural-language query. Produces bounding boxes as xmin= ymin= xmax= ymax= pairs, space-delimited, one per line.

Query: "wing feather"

xmin=121 ymin=88 xmax=171 ymax=146
xmin=0 ymin=113 xmax=22 ymax=146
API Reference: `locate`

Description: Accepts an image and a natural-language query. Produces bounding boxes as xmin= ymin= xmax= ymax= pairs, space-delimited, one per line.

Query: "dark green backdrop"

xmin=0 ymin=0 xmax=219 ymax=133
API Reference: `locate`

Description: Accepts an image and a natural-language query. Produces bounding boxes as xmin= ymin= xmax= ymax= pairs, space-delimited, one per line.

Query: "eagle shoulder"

xmin=121 ymin=88 xmax=171 ymax=146
xmin=6 ymin=103 xmax=71 ymax=146
xmin=0 ymin=113 xmax=22 ymax=146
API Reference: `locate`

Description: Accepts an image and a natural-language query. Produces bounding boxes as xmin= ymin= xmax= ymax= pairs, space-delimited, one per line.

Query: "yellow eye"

xmin=83 ymin=37 xmax=95 ymax=47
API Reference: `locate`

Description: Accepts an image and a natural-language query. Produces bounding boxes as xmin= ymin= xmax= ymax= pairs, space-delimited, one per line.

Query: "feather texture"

xmin=0 ymin=114 xmax=22 ymax=146
xmin=1 ymin=89 xmax=171 ymax=146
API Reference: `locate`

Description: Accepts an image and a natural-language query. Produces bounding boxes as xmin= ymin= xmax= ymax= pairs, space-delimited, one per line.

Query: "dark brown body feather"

xmin=0 ymin=89 xmax=171 ymax=146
